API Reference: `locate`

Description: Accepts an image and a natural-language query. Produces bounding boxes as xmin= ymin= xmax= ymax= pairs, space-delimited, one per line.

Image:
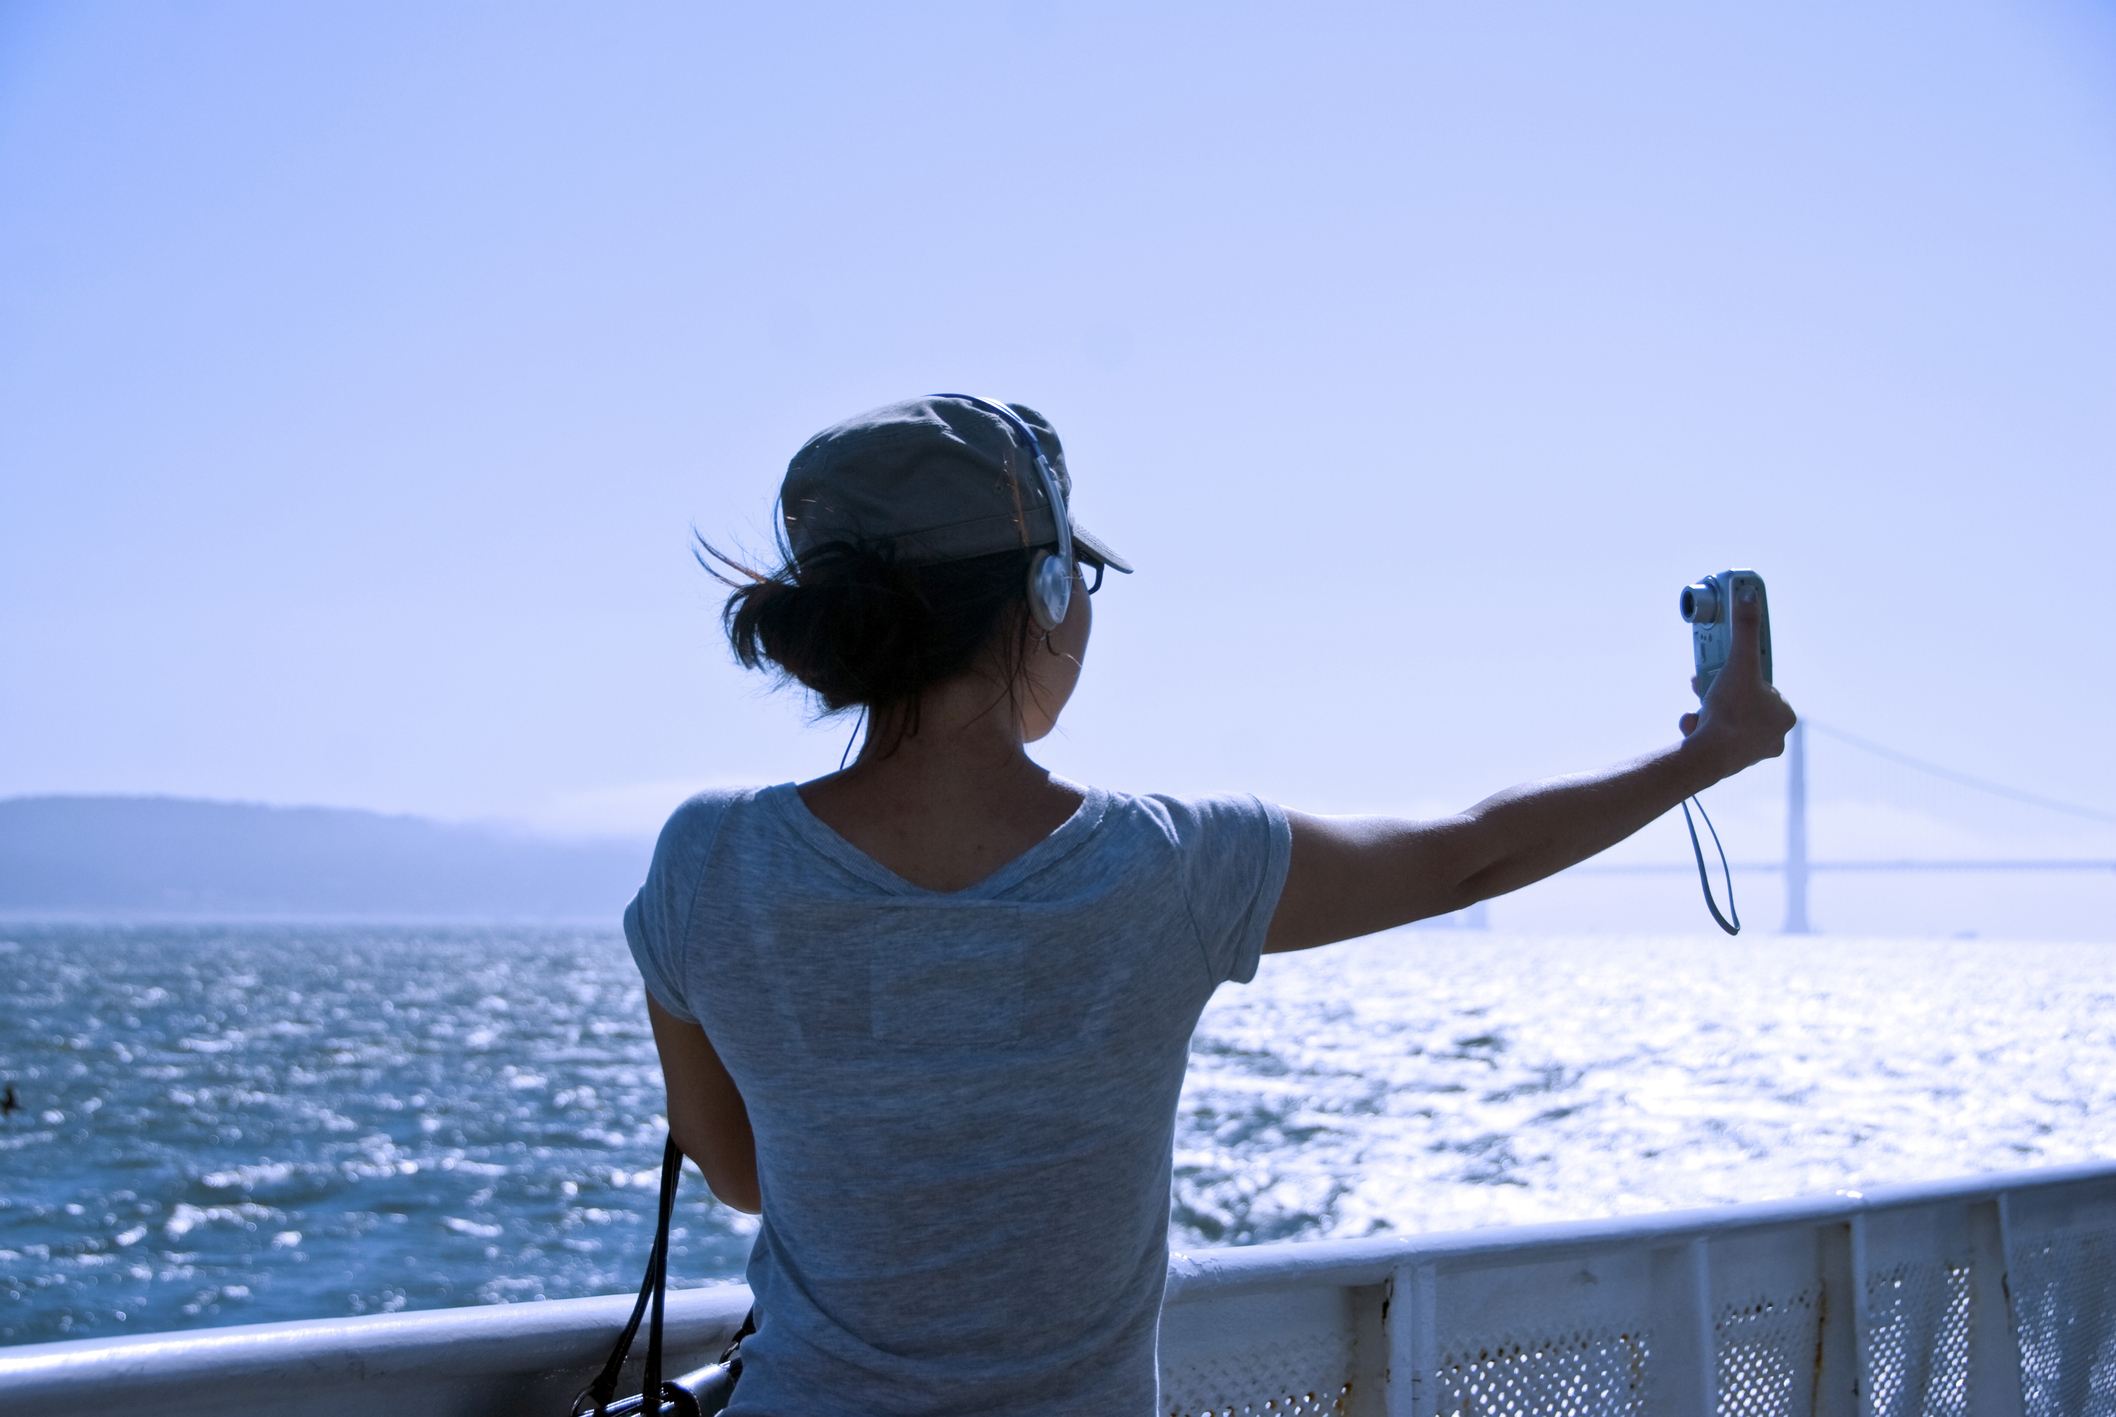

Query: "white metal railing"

xmin=4 ymin=1162 xmax=2113 ymax=1416
xmin=1157 ymin=1161 xmax=2116 ymax=1417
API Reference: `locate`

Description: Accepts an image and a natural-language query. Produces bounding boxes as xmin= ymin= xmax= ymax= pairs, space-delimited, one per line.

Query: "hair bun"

xmin=701 ymin=538 xmax=1038 ymax=720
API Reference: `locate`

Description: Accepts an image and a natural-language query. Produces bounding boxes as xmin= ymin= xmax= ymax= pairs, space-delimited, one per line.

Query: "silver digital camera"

xmin=1679 ymin=569 xmax=1772 ymax=698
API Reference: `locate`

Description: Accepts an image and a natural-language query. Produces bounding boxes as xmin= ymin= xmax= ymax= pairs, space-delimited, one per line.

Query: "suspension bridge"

xmin=1578 ymin=719 xmax=2116 ymax=932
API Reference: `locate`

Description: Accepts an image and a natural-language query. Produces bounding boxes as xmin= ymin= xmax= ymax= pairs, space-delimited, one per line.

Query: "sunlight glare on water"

xmin=1179 ymin=931 xmax=2116 ymax=1243
xmin=2 ymin=925 xmax=2110 ymax=1345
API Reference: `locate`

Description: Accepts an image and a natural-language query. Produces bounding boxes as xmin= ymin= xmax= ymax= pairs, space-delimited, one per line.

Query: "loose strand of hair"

xmin=693 ymin=532 xmax=775 ymax=591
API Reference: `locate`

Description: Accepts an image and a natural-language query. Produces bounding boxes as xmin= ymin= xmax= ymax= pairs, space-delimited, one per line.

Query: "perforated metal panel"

xmin=1713 ymin=1289 xmax=1821 ymax=1417
xmin=1862 ymin=1260 xmax=1970 ymax=1417
xmin=1158 ymin=1284 xmax=1361 ymax=1417
xmin=1430 ymin=1329 xmax=1654 ymax=1416
xmin=2009 ymin=1227 xmax=2116 ymax=1417
xmin=1160 ymin=1334 xmax=1355 ymax=1417
xmin=1164 ymin=1375 xmax=1352 ymax=1417
xmin=1146 ymin=1177 xmax=2116 ymax=1417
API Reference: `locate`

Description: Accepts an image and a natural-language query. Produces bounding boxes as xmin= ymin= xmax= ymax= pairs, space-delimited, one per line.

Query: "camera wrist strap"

xmin=1681 ymin=795 xmax=1741 ymax=936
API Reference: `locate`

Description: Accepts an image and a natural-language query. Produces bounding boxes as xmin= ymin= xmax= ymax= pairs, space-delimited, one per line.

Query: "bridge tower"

xmin=1783 ymin=719 xmax=1812 ymax=933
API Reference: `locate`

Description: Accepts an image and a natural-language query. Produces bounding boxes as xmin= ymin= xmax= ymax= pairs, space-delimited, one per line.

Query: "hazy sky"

xmin=4 ymin=2 xmax=2113 ymax=932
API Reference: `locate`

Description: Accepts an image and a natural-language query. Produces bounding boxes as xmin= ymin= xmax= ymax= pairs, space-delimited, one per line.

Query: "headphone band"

xmin=930 ymin=393 xmax=1073 ymax=571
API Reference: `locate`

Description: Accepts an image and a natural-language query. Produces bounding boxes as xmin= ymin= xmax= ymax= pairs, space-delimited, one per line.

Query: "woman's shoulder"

xmin=1084 ymin=786 xmax=1288 ymax=855
xmin=1095 ymin=785 xmax=1282 ymax=824
xmin=648 ymin=784 xmax=783 ymax=868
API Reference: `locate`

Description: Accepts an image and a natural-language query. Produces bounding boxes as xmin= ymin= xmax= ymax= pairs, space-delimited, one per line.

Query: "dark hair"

xmin=699 ymin=537 xmax=1036 ymax=728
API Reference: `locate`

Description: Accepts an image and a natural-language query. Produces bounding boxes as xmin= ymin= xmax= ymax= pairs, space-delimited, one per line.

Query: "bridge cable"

xmin=1804 ymin=720 xmax=2116 ymax=826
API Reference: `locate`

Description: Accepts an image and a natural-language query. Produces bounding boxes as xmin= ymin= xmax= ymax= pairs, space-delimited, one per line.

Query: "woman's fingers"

xmin=1715 ymin=593 xmax=1765 ymax=693
xmin=1697 ymin=594 xmax=1768 ymax=709
xmin=1686 ymin=589 xmax=1795 ymax=767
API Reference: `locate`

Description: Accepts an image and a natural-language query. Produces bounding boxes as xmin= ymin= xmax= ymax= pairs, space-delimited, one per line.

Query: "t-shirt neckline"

xmin=762 ymin=780 xmax=1109 ymax=900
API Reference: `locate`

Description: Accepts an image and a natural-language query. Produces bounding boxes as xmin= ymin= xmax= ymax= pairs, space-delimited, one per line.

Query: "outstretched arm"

xmin=1265 ymin=588 xmax=1794 ymax=953
xmin=647 ymin=993 xmax=762 ymax=1214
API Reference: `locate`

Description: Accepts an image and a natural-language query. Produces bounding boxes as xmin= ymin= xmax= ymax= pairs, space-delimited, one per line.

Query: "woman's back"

xmin=635 ymin=392 xmax=1794 ymax=1414
xmin=628 ymin=783 xmax=1288 ymax=1415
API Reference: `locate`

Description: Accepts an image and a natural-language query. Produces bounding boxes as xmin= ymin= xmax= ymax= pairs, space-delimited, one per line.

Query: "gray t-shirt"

xmin=624 ymin=781 xmax=1291 ymax=1417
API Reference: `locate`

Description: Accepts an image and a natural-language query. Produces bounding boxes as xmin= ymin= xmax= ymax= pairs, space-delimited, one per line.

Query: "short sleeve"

xmin=623 ymin=791 xmax=742 ymax=1024
xmin=1151 ymin=793 xmax=1293 ymax=986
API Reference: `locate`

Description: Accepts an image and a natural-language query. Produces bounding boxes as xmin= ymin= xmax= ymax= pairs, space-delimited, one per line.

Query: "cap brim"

xmin=1073 ymin=523 xmax=1133 ymax=574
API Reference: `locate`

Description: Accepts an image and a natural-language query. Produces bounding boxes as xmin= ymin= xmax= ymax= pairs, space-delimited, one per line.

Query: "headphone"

xmin=930 ymin=393 xmax=1075 ymax=633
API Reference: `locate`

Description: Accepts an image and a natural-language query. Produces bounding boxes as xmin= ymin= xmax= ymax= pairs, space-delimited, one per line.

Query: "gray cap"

xmin=780 ymin=396 xmax=1133 ymax=573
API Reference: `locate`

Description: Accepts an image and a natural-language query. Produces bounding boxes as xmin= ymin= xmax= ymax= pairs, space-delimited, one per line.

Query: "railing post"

xmin=1966 ymin=1199 xmax=2026 ymax=1417
xmin=1815 ymin=1222 xmax=1860 ymax=1417
xmin=1647 ymin=1238 xmax=1717 ymax=1417
xmin=1850 ymin=1212 xmax=1873 ymax=1417
xmin=1384 ymin=1262 xmax=1437 ymax=1417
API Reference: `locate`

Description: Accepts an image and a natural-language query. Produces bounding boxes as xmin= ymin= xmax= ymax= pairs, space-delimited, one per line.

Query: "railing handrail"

xmin=5 ymin=1158 xmax=2113 ymax=1415
xmin=1166 ymin=1157 xmax=2116 ymax=1299
xmin=0 ymin=1284 xmax=752 ymax=1395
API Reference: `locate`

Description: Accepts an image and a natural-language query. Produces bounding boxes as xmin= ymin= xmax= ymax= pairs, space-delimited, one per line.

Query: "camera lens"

xmin=1680 ymin=581 xmax=1719 ymax=623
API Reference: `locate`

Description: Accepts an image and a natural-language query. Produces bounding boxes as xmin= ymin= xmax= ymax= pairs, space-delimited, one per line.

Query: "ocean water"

xmin=3 ymin=924 xmax=2112 ymax=1347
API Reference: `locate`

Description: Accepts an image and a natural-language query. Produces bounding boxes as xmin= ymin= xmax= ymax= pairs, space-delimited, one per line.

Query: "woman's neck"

xmin=797 ymin=675 xmax=1084 ymax=893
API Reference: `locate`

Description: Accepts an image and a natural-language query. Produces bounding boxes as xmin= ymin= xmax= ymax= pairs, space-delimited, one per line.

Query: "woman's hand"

xmin=1263 ymin=592 xmax=1795 ymax=953
xmin=1677 ymin=586 xmax=1798 ymax=776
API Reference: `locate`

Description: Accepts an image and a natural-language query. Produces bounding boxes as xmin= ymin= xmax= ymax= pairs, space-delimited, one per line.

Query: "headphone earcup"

xmin=1028 ymin=551 xmax=1071 ymax=633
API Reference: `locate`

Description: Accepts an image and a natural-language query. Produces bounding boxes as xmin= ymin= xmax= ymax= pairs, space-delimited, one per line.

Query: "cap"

xmin=779 ymin=396 xmax=1133 ymax=574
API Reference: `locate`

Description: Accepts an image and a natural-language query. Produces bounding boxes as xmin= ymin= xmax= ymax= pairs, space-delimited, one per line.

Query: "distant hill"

xmin=0 ymin=796 xmax=649 ymax=921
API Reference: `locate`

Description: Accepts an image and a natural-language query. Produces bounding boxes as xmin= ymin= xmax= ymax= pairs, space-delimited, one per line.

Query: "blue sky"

xmin=4 ymin=1 xmax=2113 ymax=934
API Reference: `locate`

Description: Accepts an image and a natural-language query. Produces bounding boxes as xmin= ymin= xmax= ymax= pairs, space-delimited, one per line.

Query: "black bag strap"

xmin=577 ymin=1136 xmax=755 ymax=1417
xmin=579 ymin=1136 xmax=688 ymax=1416
xmin=722 ymin=1308 xmax=757 ymax=1359
xmin=642 ymin=1134 xmax=680 ymax=1413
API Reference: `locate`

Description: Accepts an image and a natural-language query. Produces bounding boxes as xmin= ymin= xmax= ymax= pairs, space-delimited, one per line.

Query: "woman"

xmin=626 ymin=395 xmax=1794 ymax=1415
